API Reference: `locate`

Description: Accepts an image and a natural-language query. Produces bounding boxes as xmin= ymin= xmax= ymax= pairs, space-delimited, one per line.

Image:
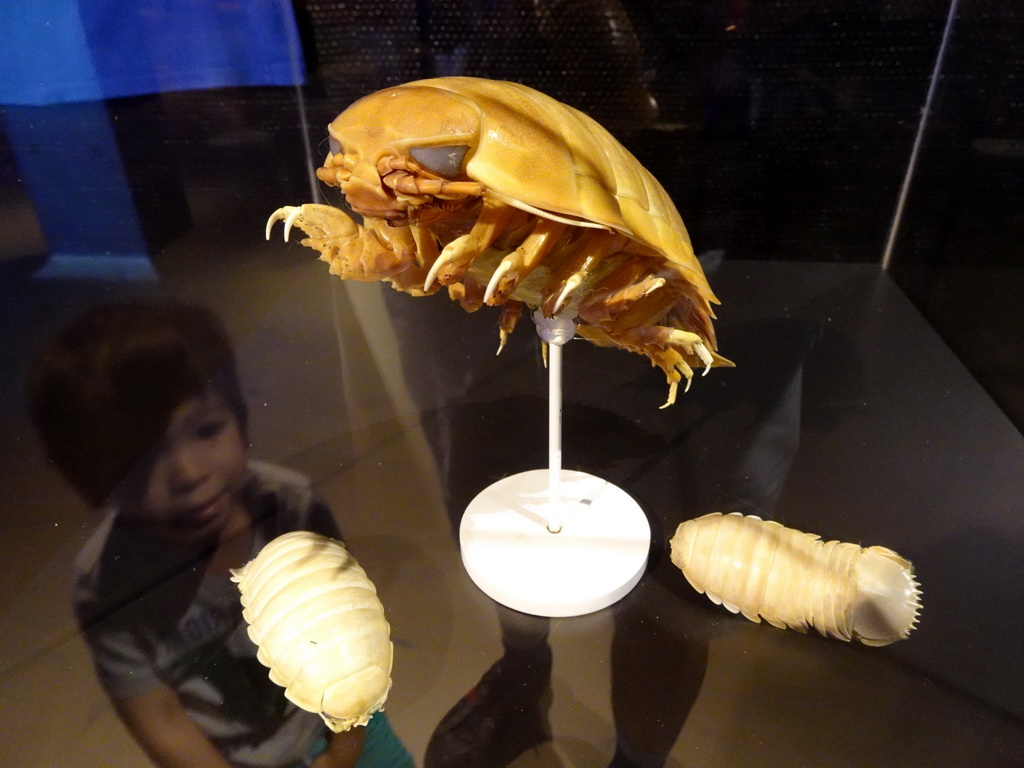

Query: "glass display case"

xmin=2 ymin=2 xmax=1022 ymax=766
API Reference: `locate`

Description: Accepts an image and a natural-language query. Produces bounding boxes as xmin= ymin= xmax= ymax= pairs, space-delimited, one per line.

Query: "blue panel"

xmin=0 ymin=0 xmax=304 ymax=105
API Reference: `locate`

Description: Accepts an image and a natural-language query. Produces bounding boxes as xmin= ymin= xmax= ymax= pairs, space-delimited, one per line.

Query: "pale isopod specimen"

xmin=266 ymin=76 xmax=732 ymax=406
xmin=669 ymin=512 xmax=922 ymax=646
xmin=230 ymin=531 xmax=393 ymax=731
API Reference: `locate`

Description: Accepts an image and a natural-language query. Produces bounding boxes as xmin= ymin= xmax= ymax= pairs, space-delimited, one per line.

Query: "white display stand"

xmin=459 ymin=311 xmax=651 ymax=617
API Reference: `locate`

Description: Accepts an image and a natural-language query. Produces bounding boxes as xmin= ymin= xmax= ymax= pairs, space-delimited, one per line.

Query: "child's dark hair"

xmin=28 ymin=300 xmax=249 ymax=507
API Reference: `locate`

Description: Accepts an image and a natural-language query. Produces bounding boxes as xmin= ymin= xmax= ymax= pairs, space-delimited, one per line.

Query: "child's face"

xmin=119 ymin=389 xmax=248 ymax=543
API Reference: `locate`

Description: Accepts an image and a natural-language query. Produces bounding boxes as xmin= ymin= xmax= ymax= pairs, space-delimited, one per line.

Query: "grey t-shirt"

xmin=73 ymin=461 xmax=342 ymax=768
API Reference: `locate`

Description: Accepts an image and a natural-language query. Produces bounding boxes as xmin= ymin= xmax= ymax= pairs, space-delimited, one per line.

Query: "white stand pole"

xmin=458 ymin=310 xmax=651 ymax=617
xmin=548 ymin=339 xmax=563 ymax=534
xmin=533 ymin=309 xmax=576 ymax=534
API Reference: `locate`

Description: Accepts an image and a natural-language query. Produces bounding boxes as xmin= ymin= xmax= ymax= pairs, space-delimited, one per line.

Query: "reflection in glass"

xmin=28 ymin=301 xmax=411 ymax=768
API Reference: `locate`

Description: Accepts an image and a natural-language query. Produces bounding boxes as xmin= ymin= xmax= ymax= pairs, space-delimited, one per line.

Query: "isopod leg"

xmin=497 ymin=300 xmax=523 ymax=354
xmin=484 ymin=219 xmax=568 ymax=305
xmin=447 ymin=276 xmax=486 ymax=312
xmin=575 ymin=256 xmax=664 ymax=323
xmin=368 ymin=219 xmax=440 ymax=295
xmin=538 ymin=231 xmax=629 ymax=317
xmin=567 ymin=255 xmax=730 ymax=405
xmin=424 ymin=199 xmax=526 ymax=290
xmin=266 ymin=204 xmax=426 ymax=290
xmin=576 ymin=323 xmax=726 ymax=407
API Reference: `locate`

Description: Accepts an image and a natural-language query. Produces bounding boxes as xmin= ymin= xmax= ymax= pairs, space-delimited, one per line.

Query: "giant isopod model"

xmin=669 ymin=513 xmax=922 ymax=646
xmin=230 ymin=532 xmax=393 ymax=731
xmin=266 ymin=76 xmax=732 ymax=406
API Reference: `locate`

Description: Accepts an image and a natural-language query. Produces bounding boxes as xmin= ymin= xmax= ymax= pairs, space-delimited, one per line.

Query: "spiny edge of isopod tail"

xmin=318 ymin=667 xmax=393 ymax=732
xmin=849 ymin=546 xmax=923 ymax=646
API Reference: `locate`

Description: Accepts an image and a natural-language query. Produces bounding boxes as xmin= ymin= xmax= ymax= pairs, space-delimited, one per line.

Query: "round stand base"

xmin=459 ymin=469 xmax=650 ymax=617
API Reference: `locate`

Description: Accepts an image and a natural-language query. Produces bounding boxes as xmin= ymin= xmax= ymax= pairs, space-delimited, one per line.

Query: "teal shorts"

xmin=297 ymin=711 xmax=414 ymax=768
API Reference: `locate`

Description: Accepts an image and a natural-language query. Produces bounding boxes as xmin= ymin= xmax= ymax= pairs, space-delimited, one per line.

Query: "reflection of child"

xmin=28 ymin=301 xmax=412 ymax=768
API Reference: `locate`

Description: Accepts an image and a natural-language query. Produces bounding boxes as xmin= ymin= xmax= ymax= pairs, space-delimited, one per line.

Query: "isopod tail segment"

xmin=669 ymin=512 xmax=922 ymax=646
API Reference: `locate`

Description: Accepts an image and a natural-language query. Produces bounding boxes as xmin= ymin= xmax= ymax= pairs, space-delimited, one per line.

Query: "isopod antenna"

xmin=458 ymin=310 xmax=651 ymax=617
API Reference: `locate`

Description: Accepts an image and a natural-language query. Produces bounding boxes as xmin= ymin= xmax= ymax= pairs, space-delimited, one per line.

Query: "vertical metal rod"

xmin=533 ymin=310 xmax=575 ymax=534
xmin=881 ymin=0 xmax=961 ymax=271
xmin=547 ymin=341 xmax=564 ymax=533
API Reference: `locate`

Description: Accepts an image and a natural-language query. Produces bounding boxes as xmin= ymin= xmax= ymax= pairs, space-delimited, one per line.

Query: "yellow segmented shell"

xmin=412 ymin=78 xmax=707 ymax=284
xmin=230 ymin=532 xmax=393 ymax=731
xmin=329 ymin=76 xmax=717 ymax=303
xmin=669 ymin=512 xmax=922 ymax=646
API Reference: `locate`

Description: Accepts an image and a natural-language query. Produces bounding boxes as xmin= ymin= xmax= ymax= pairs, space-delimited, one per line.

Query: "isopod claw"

xmin=265 ymin=206 xmax=304 ymax=243
xmin=552 ymin=274 xmax=582 ymax=316
xmin=265 ymin=207 xmax=287 ymax=240
xmin=694 ymin=341 xmax=713 ymax=375
xmin=660 ymin=379 xmax=681 ymax=409
xmin=646 ymin=277 xmax=666 ymax=295
xmin=284 ymin=207 xmax=302 ymax=242
xmin=484 ymin=257 xmax=514 ymax=305
xmin=424 ymin=237 xmax=464 ymax=291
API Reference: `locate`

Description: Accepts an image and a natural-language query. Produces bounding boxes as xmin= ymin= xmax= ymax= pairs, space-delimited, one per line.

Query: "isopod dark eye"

xmin=328 ymin=137 xmax=342 ymax=157
xmin=410 ymin=144 xmax=469 ymax=177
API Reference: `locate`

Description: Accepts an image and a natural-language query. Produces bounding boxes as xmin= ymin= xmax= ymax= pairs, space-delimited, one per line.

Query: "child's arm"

xmin=310 ymin=727 xmax=367 ymax=768
xmin=112 ymin=683 xmax=233 ymax=768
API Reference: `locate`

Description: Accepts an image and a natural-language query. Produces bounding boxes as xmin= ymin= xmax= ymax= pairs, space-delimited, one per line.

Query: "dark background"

xmin=2 ymin=0 xmax=1020 ymax=430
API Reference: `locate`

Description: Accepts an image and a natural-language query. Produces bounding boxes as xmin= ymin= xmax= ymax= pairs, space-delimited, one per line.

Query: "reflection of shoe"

xmin=424 ymin=646 xmax=553 ymax=768
xmin=607 ymin=738 xmax=670 ymax=768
